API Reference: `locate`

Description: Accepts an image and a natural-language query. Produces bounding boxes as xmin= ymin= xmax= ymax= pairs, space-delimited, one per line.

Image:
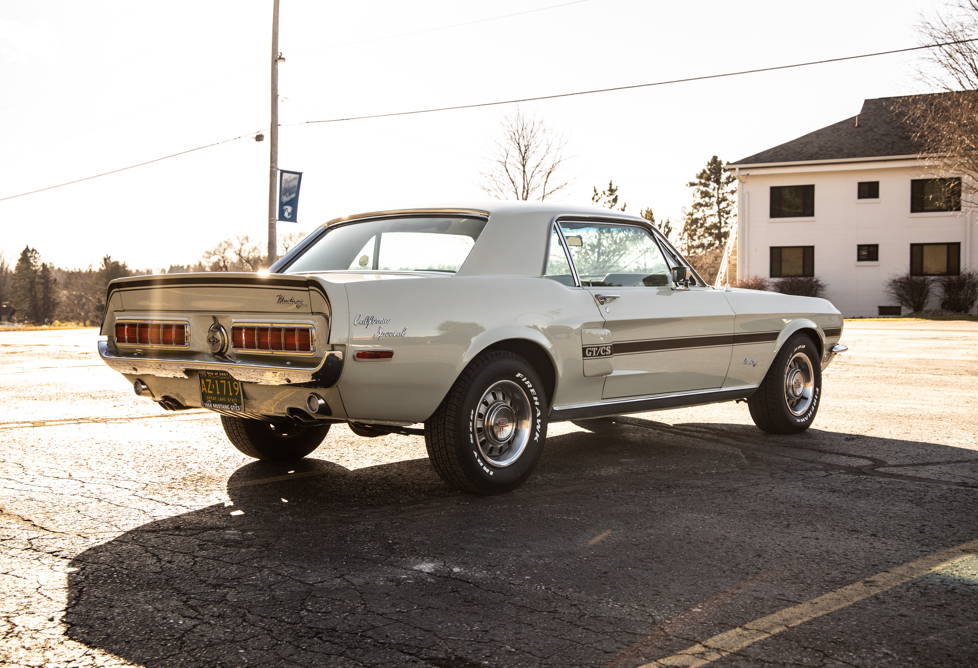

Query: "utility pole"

xmin=266 ymin=0 xmax=281 ymax=264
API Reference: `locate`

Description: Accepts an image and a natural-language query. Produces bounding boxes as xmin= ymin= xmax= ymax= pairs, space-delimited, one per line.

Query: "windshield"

xmin=284 ymin=216 xmax=487 ymax=274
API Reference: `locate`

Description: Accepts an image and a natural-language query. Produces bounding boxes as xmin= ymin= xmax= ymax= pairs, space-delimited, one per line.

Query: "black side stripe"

xmin=583 ymin=331 xmax=780 ymax=358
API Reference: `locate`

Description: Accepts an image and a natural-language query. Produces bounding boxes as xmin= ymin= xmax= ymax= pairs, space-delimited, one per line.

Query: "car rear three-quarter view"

xmin=99 ymin=202 xmax=846 ymax=494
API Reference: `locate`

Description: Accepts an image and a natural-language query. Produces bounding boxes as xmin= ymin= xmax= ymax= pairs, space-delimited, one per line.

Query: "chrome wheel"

xmin=783 ymin=351 xmax=815 ymax=416
xmin=473 ymin=379 xmax=532 ymax=468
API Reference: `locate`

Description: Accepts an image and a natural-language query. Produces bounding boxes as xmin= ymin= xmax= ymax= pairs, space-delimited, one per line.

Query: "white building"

xmin=729 ymin=94 xmax=976 ymax=316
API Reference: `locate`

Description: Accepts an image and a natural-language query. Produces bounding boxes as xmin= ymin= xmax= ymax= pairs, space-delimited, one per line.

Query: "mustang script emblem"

xmin=276 ymin=295 xmax=305 ymax=309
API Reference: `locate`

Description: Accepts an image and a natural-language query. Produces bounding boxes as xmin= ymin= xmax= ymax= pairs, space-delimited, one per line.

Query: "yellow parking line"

xmin=643 ymin=538 xmax=978 ymax=668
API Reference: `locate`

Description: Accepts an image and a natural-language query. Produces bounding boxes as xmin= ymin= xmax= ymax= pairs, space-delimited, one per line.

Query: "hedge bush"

xmin=734 ymin=276 xmax=770 ymax=291
xmin=773 ymin=276 xmax=826 ymax=298
xmin=886 ymin=274 xmax=931 ymax=313
xmin=939 ymin=272 xmax=978 ymax=313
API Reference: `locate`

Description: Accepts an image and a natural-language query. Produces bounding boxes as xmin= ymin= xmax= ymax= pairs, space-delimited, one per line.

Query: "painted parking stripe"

xmin=642 ymin=537 xmax=978 ymax=668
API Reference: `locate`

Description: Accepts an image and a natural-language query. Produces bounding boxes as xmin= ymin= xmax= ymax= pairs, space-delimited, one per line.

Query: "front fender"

xmin=775 ymin=317 xmax=822 ymax=353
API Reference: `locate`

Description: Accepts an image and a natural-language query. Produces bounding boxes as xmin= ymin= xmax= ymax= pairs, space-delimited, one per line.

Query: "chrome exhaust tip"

xmin=305 ymin=393 xmax=329 ymax=415
xmin=133 ymin=379 xmax=150 ymax=396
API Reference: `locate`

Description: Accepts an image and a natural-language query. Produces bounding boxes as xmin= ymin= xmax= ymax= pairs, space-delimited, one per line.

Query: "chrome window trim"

xmin=649 ymin=228 xmax=708 ymax=288
xmin=276 ymin=211 xmax=490 ymax=274
xmin=543 ymin=220 xmax=582 ymax=287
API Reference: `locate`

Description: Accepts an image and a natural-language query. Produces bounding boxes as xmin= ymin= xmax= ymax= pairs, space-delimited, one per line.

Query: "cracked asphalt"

xmin=1 ymin=322 xmax=977 ymax=667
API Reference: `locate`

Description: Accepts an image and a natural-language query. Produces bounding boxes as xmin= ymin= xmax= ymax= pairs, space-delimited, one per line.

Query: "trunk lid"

xmin=108 ymin=272 xmax=322 ymax=314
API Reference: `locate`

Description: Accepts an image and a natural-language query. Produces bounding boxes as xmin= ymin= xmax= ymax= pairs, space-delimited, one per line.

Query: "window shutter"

xmin=910 ymin=244 xmax=923 ymax=275
xmin=770 ymin=247 xmax=782 ymax=277
xmin=949 ymin=243 xmax=961 ymax=275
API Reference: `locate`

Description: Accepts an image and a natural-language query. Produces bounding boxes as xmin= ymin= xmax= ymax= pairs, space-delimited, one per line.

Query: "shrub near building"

xmin=939 ymin=272 xmax=978 ymax=314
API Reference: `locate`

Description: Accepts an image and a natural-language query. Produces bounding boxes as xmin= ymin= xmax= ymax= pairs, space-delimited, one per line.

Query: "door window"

xmin=558 ymin=222 xmax=671 ymax=287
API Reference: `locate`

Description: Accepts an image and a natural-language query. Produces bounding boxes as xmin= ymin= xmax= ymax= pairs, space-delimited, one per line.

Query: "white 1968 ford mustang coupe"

xmin=99 ymin=202 xmax=846 ymax=493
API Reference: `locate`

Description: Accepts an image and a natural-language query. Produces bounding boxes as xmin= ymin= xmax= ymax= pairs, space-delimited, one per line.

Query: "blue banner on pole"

xmin=278 ymin=170 xmax=302 ymax=222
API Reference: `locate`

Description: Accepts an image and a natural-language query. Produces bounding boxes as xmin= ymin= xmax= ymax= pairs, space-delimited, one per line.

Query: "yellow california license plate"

xmin=198 ymin=370 xmax=244 ymax=411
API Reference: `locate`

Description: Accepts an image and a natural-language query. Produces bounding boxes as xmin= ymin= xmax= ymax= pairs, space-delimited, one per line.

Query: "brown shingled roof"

xmin=730 ymin=93 xmax=957 ymax=166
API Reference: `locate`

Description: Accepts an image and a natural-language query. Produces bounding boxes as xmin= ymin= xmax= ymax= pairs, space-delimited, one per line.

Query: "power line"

xmin=296 ymin=38 xmax=978 ymax=125
xmin=3 ymin=37 xmax=975 ymax=203
xmin=0 ymin=131 xmax=256 ymax=203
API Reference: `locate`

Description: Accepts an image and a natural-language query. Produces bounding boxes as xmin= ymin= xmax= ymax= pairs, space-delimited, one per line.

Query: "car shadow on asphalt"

xmin=64 ymin=422 xmax=978 ymax=667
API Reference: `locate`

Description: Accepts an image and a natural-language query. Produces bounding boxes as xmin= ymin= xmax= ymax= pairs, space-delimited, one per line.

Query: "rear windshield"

xmin=284 ymin=216 xmax=486 ymax=274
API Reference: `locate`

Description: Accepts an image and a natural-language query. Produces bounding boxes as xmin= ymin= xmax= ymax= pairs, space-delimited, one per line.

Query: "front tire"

xmin=424 ymin=351 xmax=548 ymax=494
xmin=748 ymin=334 xmax=822 ymax=434
xmin=221 ymin=416 xmax=329 ymax=461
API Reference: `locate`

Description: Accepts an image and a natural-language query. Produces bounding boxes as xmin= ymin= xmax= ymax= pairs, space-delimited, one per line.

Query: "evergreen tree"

xmin=13 ymin=247 xmax=40 ymax=323
xmin=592 ymin=180 xmax=627 ymax=211
xmin=0 ymin=258 xmax=9 ymax=305
xmin=37 ymin=263 xmax=57 ymax=324
xmin=681 ymin=156 xmax=736 ymax=254
xmin=98 ymin=255 xmax=131 ymax=290
xmin=640 ymin=208 xmax=673 ymax=241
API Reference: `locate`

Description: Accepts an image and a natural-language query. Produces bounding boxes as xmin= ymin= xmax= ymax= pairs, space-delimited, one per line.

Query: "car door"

xmin=556 ymin=219 xmax=735 ymax=399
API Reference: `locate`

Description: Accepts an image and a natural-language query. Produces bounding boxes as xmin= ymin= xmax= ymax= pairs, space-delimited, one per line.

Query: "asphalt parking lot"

xmin=1 ymin=321 xmax=976 ymax=667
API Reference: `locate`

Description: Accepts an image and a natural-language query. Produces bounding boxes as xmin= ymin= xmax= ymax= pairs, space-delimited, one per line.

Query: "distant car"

xmin=99 ymin=203 xmax=846 ymax=494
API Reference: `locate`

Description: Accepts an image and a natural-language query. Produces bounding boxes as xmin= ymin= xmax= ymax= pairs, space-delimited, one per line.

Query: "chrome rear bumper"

xmin=98 ymin=338 xmax=344 ymax=386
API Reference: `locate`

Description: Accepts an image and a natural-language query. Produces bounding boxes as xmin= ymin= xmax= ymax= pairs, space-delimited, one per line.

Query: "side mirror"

xmin=672 ymin=266 xmax=691 ymax=286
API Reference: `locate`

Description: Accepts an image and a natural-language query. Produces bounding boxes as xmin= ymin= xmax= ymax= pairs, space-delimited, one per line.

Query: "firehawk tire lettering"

xmin=424 ymin=352 xmax=548 ymax=495
xmin=748 ymin=336 xmax=822 ymax=434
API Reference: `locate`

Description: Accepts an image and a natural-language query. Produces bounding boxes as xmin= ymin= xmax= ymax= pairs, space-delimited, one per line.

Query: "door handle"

xmin=594 ymin=294 xmax=620 ymax=305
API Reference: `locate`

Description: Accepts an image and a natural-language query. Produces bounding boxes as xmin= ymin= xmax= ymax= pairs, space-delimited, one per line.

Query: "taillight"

xmin=115 ymin=322 xmax=187 ymax=346
xmin=231 ymin=325 xmax=313 ymax=353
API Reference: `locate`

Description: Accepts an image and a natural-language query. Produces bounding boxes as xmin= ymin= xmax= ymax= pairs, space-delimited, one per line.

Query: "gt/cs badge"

xmin=583 ymin=345 xmax=613 ymax=358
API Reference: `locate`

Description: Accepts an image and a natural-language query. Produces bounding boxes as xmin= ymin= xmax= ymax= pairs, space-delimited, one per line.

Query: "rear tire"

xmin=424 ymin=351 xmax=548 ymax=495
xmin=748 ymin=334 xmax=821 ymax=434
xmin=221 ymin=416 xmax=329 ymax=461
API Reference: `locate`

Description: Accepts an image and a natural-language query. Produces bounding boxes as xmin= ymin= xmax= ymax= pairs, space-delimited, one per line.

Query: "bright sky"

xmin=0 ymin=0 xmax=952 ymax=270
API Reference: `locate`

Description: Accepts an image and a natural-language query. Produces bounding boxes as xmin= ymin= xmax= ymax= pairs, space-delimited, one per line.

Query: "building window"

xmin=770 ymin=246 xmax=814 ymax=277
xmin=857 ymin=244 xmax=879 ymax=262
xmin=910 ymin=243 xmax=960 ymax=276
xmin=910 ymin=178 xmax=961 ymax=212
xmin=770 ymin=185 xmax=815 ymax=218
xmin=857 ymin=181 xmax=879 ymax=199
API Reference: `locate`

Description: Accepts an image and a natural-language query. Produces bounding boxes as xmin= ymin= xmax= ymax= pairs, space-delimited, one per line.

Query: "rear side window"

xmin=285 ymin=216 xmax=486 ymax=273
xmin=544 ymin=228 xmax=575 ymax=286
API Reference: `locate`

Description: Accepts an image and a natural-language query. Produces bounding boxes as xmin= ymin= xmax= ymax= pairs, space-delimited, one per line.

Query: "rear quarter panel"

xmin=334 ymin=275 xmax=605 ymax=423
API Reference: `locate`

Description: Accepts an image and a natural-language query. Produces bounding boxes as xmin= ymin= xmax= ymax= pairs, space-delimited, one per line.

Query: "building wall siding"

xmin=736 ymin=164 xmax=976 ymax=316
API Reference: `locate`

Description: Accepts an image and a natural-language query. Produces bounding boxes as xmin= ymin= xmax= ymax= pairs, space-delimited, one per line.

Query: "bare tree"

xmin=483 ymin=111 xmax=568 ymax=201
xmin=279 ymin=232 xmax=306 ymax=256
xmin=201 ymin=236 xmax=265 ymax=272
xmin=903 ymin=2 xmax=978 ymax=196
